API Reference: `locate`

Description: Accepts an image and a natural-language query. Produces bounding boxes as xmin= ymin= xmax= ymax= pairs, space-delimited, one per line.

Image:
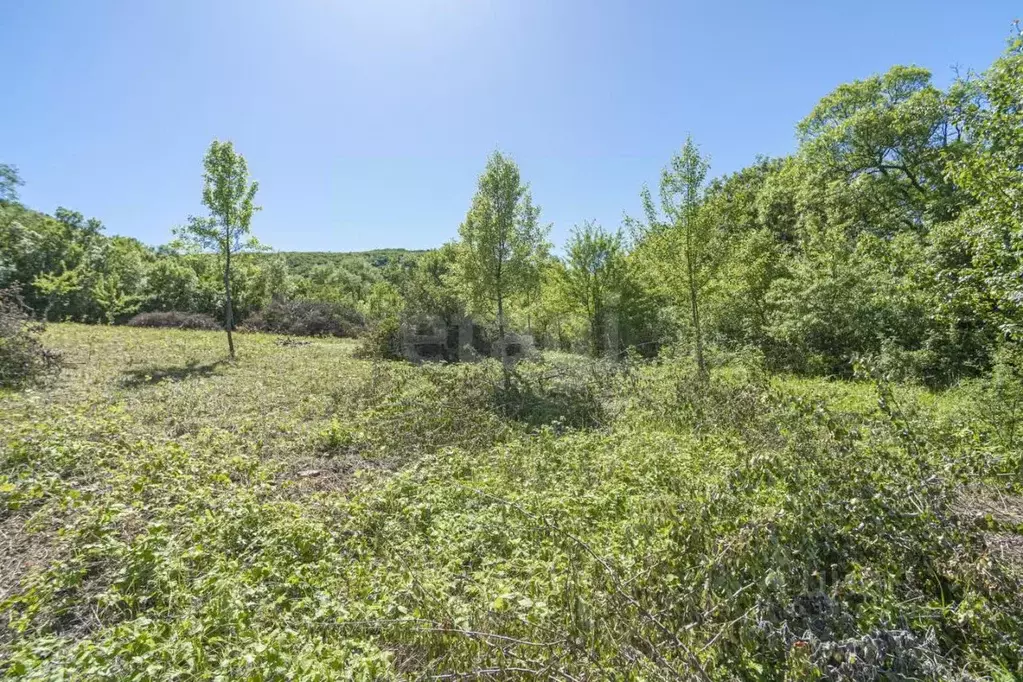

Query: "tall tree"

xmin=562 ymin=221 xmax=626 ymax=357
xmin=457 ymin=151 xmax=549 ymax=379
xmin=797 ymin=65 xmax=966 ymax=227
xmin=637 ymin=136 xmax=714 ymax=376
xmin=174 ymin=140 xmax=261 ymax=359
xmin=945 ymin=29 xmax=1023 ymax=339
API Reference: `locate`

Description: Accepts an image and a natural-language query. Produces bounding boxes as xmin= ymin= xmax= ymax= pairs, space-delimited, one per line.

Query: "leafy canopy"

xmin=174 ymin=140 xmax=262 ymax=256
xmin=457 ymin=151 xmax=549 ymax=320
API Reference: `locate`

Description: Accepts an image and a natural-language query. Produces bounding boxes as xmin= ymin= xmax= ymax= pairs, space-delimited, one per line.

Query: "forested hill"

xmin=0 ymin=195 xmax=431 ymax=327
xmin=266 ymin=249 xmax=429 ymax=276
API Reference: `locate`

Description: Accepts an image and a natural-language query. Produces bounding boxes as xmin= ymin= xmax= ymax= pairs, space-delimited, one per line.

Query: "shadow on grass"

xmin=492 ymin=378 xmax=607 ymax=430
xmin=120 ymin=359 xmax=226 ymax=388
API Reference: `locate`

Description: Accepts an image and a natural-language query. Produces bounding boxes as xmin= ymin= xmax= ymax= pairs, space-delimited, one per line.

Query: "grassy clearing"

xmin=1 ymin=325 xmax=1021 ymax=680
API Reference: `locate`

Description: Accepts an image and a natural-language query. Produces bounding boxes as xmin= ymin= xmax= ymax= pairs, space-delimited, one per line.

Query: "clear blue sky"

xmin=2 ymin=1 xmax=1018 ymax=252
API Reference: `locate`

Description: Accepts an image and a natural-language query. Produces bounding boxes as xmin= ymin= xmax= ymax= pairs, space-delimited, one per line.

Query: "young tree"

xmin=174 ymin=140 xmax=261 ymax=359
xmin=636 ymin=136 xmax=714 ymax=376
xmin=457 ymin=151 xmax=549 ymax=378
xmin=562 ymin=221 xmax=626 ymax=357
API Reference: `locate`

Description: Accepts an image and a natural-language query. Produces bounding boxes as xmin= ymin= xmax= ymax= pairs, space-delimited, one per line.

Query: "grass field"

xmin=2 ymin=325 xmax=1022 ymax=680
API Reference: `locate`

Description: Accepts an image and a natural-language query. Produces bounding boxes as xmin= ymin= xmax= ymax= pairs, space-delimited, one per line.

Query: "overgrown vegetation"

xmin=0 ymin=287 xmax=60 ymax=389
xmin=242 ymin=299 xmax=364 ymax=338
xmin=1 ymin=325 xmax=1021 ymax=680
xmin=2 ymin=21 xmax=1023 ymax=682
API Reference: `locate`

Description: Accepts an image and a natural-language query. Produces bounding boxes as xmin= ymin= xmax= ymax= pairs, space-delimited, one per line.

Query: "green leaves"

xmin=561 ymin=221 xmax=628 ymax=356
xmin=173 ymin=139 xmax=262 ymax=257
xmin=4 ymin=321 xmax=1023 ymax=679
xmin=0 ymin=163 xmax=23 ymax=204
xmin=456 ymin=151 xmax=551 ymax=325
xmin=172 ymin=140 xmax=263 ymax=357
xmin=633 ymin=135 xmax=715 ymax=374
xmin=797 ymin=65 xmax=957 ymax=225
xmin=943 ymin=40 xmax=1023 ymax=339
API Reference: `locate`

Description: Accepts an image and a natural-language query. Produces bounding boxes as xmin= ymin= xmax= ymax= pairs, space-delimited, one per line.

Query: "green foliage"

xmin=944 ymin=35 xmax=1023 ymax=340
xmin=2 ymin=325 xmax=1021 ymax=680
xmin=364 ymin=281 xmax=403 ymax=322
xmin=276 ymin=249 xmax=426 ymax=278
xmin=764 ymin=228 xmax=927 ymax=376
xmin=633 ymin=136 xmax=716 ymax=374
xmin=0 ymin=163 xmax=24 ymax=204
xmin=354 ymin=315 xmax=403 ymax=361
xmin=144 ymin=257 xmax=201 ymax=313
xmin=798 ymin=65 xmax=961 ymax=226
xmin=174 ymin=140 xmax=262 ymax=358
xmin=242 ymin=299 xmax=364 ymax=338
xmin=401 ymin=243 xmax=462 ymax=325
xmin=957 ymin=345 xmax=1023 ymax=470
xmin=176 ymin=141 xmax=261 ymax=257
xmin=457 ymin=151 xmax=550 ymax=341
xmin=561 ymin=222 xmax=627 ymax=357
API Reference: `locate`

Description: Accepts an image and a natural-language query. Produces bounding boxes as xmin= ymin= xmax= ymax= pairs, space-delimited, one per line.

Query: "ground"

xmin=1 ymin=325 xmax=1021 ymax=680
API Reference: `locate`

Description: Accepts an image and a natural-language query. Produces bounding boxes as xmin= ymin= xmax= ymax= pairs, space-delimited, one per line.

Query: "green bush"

xmin=354 ymin=315 xmax=403 ymax=360
xmin=241 ymin=299 xmax=365 ymax=338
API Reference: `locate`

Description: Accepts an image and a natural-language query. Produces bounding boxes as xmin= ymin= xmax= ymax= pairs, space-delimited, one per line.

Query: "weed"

xmin=1 ymin=324 xmax=1021 ymax=680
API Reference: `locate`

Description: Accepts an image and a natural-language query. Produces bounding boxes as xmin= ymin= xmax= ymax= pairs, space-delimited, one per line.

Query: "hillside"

xmin=272 ymin=249 xmax=430 ymax=275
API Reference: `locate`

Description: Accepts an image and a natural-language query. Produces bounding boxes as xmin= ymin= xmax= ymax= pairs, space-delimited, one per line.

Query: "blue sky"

xmin=1 ymin=1 xmax=1018 ymax=252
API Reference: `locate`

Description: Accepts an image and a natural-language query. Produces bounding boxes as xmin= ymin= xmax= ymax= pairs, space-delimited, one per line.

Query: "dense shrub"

xmin=0 ymin=286 xmax=61 ymax=388
xmin=323 ymin=360 xmax=515 ymax=461
xmin=126 ymin=311 xmax=222 ymax=330
xmin=353 ymin=315 xmax=403 ymax=360
xmin=495 ymin=359 xmax=613 ymax=429
xmin=241 ymin=299 xmax=364 ymax=338
xmin=355 ymin=315 xmax=538 ymax=364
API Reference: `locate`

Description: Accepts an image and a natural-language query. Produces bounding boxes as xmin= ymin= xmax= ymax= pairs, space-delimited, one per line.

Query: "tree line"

xmin=1 ymin=29 xmax=1021 ymax=382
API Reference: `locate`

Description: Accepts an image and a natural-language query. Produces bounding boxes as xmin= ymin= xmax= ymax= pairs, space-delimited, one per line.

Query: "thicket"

xmin=0 ymin=286 xmax=60 ymax=389
xmin=242 ymin=299 xmax=365 ymax=338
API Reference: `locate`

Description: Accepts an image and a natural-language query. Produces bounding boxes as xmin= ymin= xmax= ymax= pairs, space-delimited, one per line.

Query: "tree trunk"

xmin=497 ymin=286 xmax=509 ymax=390
xmin=690 ymin=281 xmax=705 ymax=377
xmin=591 ymin=305 xmax=604 ymax=358
xmin=686 ymin=229 xmax=706 ymax=378
xmin=224 ymin=248 xmax=235 ymax=360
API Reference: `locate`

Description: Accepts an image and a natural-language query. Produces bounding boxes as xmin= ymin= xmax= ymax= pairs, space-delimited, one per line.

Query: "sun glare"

xmin=330 ymin=0 xmax=485 ymax=45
